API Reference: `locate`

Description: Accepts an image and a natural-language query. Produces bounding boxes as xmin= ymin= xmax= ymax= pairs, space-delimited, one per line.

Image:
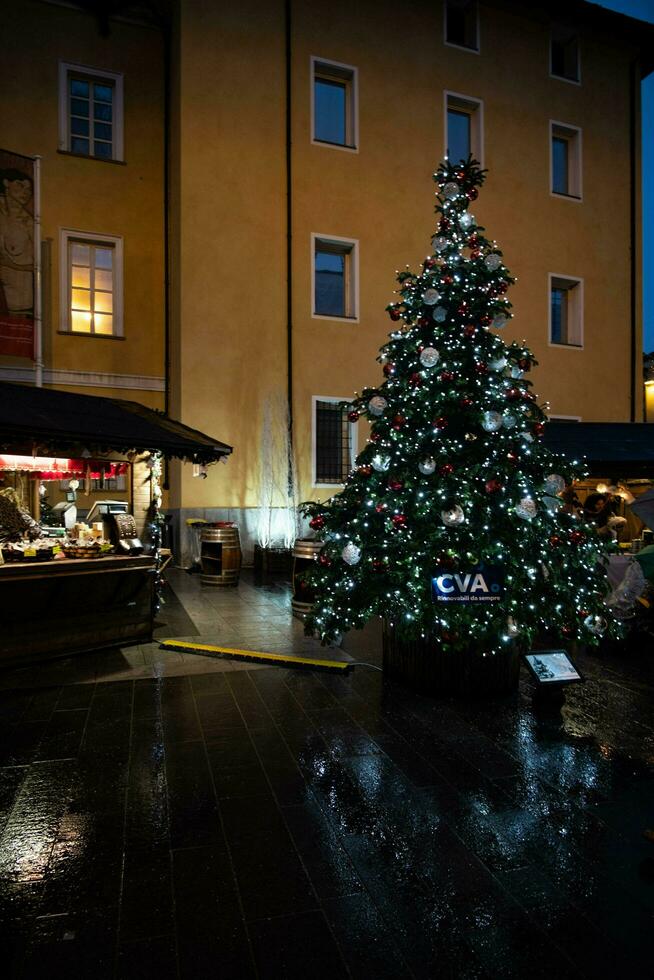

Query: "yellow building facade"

xmin=1 ymin=0 xmax=651 ymax=561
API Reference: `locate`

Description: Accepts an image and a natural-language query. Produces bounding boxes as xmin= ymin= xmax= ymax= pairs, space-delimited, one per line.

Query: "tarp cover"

xmin=543 ymin=422 xmax=654 ymax=477
xmin=0 ymin=382 xmax=232 ymax=463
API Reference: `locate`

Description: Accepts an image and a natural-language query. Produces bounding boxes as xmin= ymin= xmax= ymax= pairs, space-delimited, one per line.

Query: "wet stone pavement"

xmin=1 ymin=570 xmax=654 ymax=978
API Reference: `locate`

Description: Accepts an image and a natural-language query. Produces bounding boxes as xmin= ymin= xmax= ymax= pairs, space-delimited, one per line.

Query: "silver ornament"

xmin=520 ymin=431 xmax=535 ymax=443
xmin=372 ymin=454 xmax=391 ymax=472
xmin=431 ymin=235 xmax=448 ymax=253
xmin=419 ymin=347 xmax=440 ymax=368
xmin=422 ymin=288 xmax=441 ymax=305
xmin=503 ymin=413 xmax=517 ymax=429
xmin=543 ymin=494 xmax=563 ymax=513
xmin=443 ymin=181 xmax=460 ymax=200
xmin=432 ymin=306 xmax=447 ymax=323
xmin=481 ymin=411 xmax=503 ymax=432
xmin=583 ymin=614 xmax=607 ymax=637
xmin=510 ymin=365 xmax=523 ymax=379
xmin=492 ymin=313 xmax=508 ymax=329
xmin=458 ymin=212 xmax=475 ymax=229
xmin=485 ymin=253 xmax=502 ymax=271
xmin=544 ymin=473 xmax=566 ymax=495
xmin=341 ymin=542 xmax=361 ymax=565
xmin=489 ymin=357 xmax=507 ymax=372
xmin=418 ymin=457 xmax=436 ymax=475
xmin=441 ymin=505 xmax=465 ymax=527
xmin=368 ymin=396 xmax=387 ymax=416
xmin=514 ymin=497 xmax=537 ymax=520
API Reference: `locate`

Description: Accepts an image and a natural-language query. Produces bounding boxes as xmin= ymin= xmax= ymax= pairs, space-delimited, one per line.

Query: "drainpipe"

xmin=285 ymin=0 xmax=293 ymax=446
xmin=33 ymin=155 xmax=43 ymax=387
xmin=629 ymin=59 xmax=638 ymax=422
xmin=163 ymin=20 xmax=171 ymax=417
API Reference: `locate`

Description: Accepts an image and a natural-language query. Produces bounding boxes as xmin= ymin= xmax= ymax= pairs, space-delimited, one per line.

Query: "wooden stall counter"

xmin=0 ymin=554 xmax=156 ymax=665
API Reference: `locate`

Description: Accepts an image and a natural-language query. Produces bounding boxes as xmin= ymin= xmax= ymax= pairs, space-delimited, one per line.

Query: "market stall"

xmin=0 ymin=381 xmax=231 ymax=664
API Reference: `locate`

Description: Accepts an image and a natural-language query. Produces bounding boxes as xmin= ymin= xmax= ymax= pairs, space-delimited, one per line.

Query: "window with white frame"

xmin=312 ymin=235 xmax=358 ymax=320
xmin=311 ymin=58 xmax=357 ymax=150
xmin=313 ymin=398 xmax=356 ymax=485
xmin=60 ymin=230 xmax=123 ymax=336
xmin=445 ymin=92 xmax=483 ymax=165
xmin=445 ymin=0 xmax=479 ymax=51
xmin=549 ymin=275 xmax=583 ymax=347
xmin=551 ymin=122 xmax=582 ymax=198
xmin=550 ymin=26 xmax=580 ymax=83
xmin=58 ymin=62 xmax=124 ymax=160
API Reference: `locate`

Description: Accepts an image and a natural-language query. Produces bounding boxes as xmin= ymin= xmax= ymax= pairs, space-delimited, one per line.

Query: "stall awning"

xmin=544 ymin=422 xmax=654 ymax=477
xmin=0 ymin=382 xmax=232 ymax=464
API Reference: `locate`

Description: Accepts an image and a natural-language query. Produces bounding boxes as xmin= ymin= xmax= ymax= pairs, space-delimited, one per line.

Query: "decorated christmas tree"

xmin=302 ymin=159 xmax=616 ymax=688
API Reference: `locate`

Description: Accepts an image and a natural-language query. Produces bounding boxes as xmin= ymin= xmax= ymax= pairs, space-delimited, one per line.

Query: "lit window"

xmin=312 ymin=59 xmax=357 ymax=150
xmin=59 ymin=63 xmax=124 ymax=161
xmin=313 ymin=398 xmax=356 ymax=485
xmin=550 ymin=275 xmax=583 ymax=347
xmin=445 ymin=0 xmax=479 ymax=51
xmin=445 ymin=93 xmax=483 ymax=165
xmin=551 ymin=122 xmax=582 ymax=199
xmin=551 ymin=26 xmax=580 ymax=83
xmin=60 ymin=230 xmax=123 ymax=336
xmin=312 ymin=236 xmax=358 ymax=319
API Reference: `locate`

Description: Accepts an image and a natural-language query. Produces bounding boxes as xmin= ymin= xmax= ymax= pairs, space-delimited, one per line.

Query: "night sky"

xmin=592 ymin=0 xmax=654 ymax=351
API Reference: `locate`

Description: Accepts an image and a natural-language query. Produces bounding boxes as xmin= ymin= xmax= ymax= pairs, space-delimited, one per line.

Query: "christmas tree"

xmin=302 ymin=159 xmax=616 ymax=665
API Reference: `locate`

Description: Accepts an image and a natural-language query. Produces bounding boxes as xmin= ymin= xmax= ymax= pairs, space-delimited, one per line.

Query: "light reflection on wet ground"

xmin=0 ymin=570 xmax=653 ymax=977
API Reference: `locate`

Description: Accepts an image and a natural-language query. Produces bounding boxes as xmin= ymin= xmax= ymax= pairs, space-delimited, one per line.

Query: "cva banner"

xmin=432 ymin=562 xmax=505 ymax=603
xmin=0 ymin=148 xmax=36 ymax=359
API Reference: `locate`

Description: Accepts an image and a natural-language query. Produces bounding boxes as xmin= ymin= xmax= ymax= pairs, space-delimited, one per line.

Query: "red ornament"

xmin=439 ymin=371 xmax=454 ymax=383
xmin=318 ymin=554 xmax=332 ymax=568
xmin=455 ymin=169 xmax=466 ymax=180
xmin=440 ymin=217 xmax=451 ymax=231
xmin=419 ymin=316 xmax=431 ymax=326
xmin=561 ymin=625 xmax=574 ymax=638
xmin=432 ymin=416 xmax=449 ymax=429
xmin=375 ymin=502 xmax=388 ymax=513
xmin=507 ymin=451 xmax=519 ymax=464
xmin=467 ymin=187 xmax=479 ymax=201
xmin=518 ymin=358 xmax=531 ymax=371
xmin=383 ymin=362 xmax=396 ymax=377
xmin=389 ymin=309 xmax=401 ymax=321
xmin=521 ymin=390 xmax=536 ymax=402
xmin=372 ymin=559 xmax=387 ymax=572
xmin=347 ymin=410 xmax=359 ymax=423
xmin=392 ymin=514 xmax=407 ymax=528
xmin=505 ymin=387 xmax=521 ymax=401
xmin=369 ymin=431 xmax=381 ymax=442
xmin=388 ymin=478 xmax=404 ymax=491
xmin=479 ymin=314 xmax=492 ymax=326
xmin=439 ymin=463 xmax=454 ymax=475
xmin=391 ymin=414 xmax=406 ymax=430
xmin=423 ymin=257 xmax=437 ymax=270
xmin=570 ymin=530 xmax=586 ymax=545
xmin=470 ymin=249 xmax=481 ymax=260
xmin=359 ymin=465 xmax=372 ymax=476
xmin=463 ymin=324 xmax=476 ymax=338
xmin=309 ymin=516 xmax=325 ymax=530
xmin=457 ymin=302 xmax=469 ymax=315
xmin=409 ymin=372 xmax=422 ymax=387
xmin=474 ymin=361 xmax=488 ymax=374
xmin=497 ymin=280 xmax=509 ymax=293
xmin=467 ymin=234 xmax=478 ymax=248
xmin=549 ymin=534 xmax=563 ymax=547
xmin=441 ymin=274 xmax=454 ymax=286
xmin=534 ymin=422 xmax=546 ymax=437
xmin=485 ymin=479 xmax=503 ymax=494
xmin=459 ymin=396 xmax=473 ymax=407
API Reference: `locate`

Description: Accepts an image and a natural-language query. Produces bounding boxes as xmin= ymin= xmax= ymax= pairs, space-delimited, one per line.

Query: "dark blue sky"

xmin=592 ymin=0 xmax=654 ymax=351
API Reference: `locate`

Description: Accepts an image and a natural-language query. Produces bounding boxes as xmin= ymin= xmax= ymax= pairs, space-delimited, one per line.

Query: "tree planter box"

xmin=382 ymin=620 xmax=521 ymax=697
xmin=253 ymin=544 xmax=292 ymax=578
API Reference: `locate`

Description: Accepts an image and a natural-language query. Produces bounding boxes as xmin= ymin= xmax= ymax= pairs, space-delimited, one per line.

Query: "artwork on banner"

xmin=432 ymin=562 xmax=505 ymax=603
xmin=0 ymin=148 xmax=35 ymax=359
xmin=523 ymin=650 xmax=583 ymax=685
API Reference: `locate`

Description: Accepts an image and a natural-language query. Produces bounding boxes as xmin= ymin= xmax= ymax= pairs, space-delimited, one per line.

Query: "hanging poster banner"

xmin=432 ymin=562 xmax=505 ymax=603
xmin=0 ymin=148 xmax=36 ymax=359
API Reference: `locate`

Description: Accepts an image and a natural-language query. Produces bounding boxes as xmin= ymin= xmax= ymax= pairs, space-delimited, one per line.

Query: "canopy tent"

xmin=543 ymin=423 xmax=654 ymax=478
xmin=0 ymin=382 xmax=232 ymax=464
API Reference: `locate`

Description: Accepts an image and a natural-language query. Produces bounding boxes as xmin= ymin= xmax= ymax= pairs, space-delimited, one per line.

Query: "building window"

xmin=550 ymin=122 xmax=582 ymax=199
xmin=444 ymin=0 xmax=479 ymax=52
xmin=311 ymin=58 xmax=357 ymax=150
xmin=58 ymin=62 xmax=124 ymax=160
xmin=445 ymin=93 xmax=483 ymax=165
xmin=60 ymin=229 xmax=123 ymax=336
xmin=312 ymin=235 xmax=358 ymax=320
xmin=549 ymin=275 xmax=583 ymax=348
xmin=550 ymin=26 xmax=580 ymax=83
xmin=313 ymin=398 xmax=356 ymax=486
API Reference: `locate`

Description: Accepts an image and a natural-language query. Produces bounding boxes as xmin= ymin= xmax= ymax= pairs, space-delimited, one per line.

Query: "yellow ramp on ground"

xmin=159 ymin=639 xmax=351 ymax=673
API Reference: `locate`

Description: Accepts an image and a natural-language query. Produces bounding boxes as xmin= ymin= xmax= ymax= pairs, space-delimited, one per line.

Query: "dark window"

xmin=551 ymin=29 xmax=579 ymax=82
xmin=447 ymin=109 xmax=471 ymax=164
xmin=552 ymin=136 xmax=568 ymax=194
xmin=446 ymin=0 xmax=478 ymax=50
xmin=314 ymin=238 xmax=355 ymax=318
xmin=315 ymin=401 xmax=352 ymax=484
xmin=551 ymin=286 xmax=566 ymax=344
xmin=315 ymin=78 xmax=346 ymax=145
xmin=68 ymin=75 xmax=114 ymax=158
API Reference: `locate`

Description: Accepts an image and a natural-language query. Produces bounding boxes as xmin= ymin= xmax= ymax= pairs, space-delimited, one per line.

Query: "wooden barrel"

xmin=200 ymin=525 xmax=242 ymax=586
xmin=291 ymin=538 xmax=323 ymax=619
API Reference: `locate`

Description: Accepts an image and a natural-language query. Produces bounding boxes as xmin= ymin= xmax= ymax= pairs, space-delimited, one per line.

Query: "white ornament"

xmin=492 ymin=314 xmax=508 ymax=329
xmin=342 ymin=543 xmax=361 ymax=565
xmin=419 ymin=347 xmax=440 ymax=368
xmin=484 ymin=253 xmax=502 ymax=271
xmin=443 ymin=182 xmax=460 ymax=200
xmin=432 ymin=306 xmax=447 ymax=323
xmin=368 ymin=396 xmax=387 ymax=416
xmin=520 ymin=431 xmax=535 ymax=443
xmin=583 ymin=614 xmax=607 ymax=637
xmin=459 ymin=212 xmax=475 ymax=229
xmin=441 ymin=505 xmax=465 ymax=527
xmin=507 ymin=617 xmax=521 ymax=637
xmin=503 ymin=413 xmax=517 ymax=430
xmin=372 ymin=454 xmax=391 ymax=472
xmin=422 ymin=288 xmax=441 ymax=305
xmin=489 ymin=357 xmax=507 ymax=372
xmin=431 ymin=235 xmax=448 ymax=253
xmin=418 ymin=457 xmax=436 ymax=475
xmin=510 ymin=365 xmax=524 ymax=379
xmin=544 ymin=473 xmax=566 ymax=496
xmin=481 ymin=411 xmax=503 ymax=432
xmin=514 ymin=497 xmax=537 ymax=520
